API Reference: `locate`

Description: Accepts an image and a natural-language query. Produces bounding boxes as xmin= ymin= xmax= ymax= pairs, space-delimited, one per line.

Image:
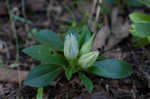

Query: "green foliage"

xmin=98 ymin=3 xmax=112 ymax=15
xmin=129 ymin=12 xmax=150 ymax=46
xmin=131 ymin=36 xmax=150 ymax=47
xmin=87 ymin=59 xmax=133 ymax=79
xmin=100 ymin=0 xmax=145 ymax=16
xmin=65 ymin=66 xmax=76 ymax=80
xmin=24 ymin=64 xmax=62 ymax=87
xmin=79 ymin=72 xmax=93 ymax=93
xmin=33 ymin=29 xmax=64 ymax=51
xmin=23 ymin=45 xmax=67 ymax=65
xmin=148 ymin=36 xmax=150 ymax=42
xmin=106 ymin=0 xmax=116 ymax=4
xmin=106 ymin=0 xmax=144 ymax=7
xmin=130 ymin=12 xmax=150 ymax=23
xmin=126 ymin=0 xmax=144 ymax=7
xmin=10 ymin=14 xmax=33 ymax=24
xmin=131 ymin=23 xmax=150 ymax=37
xmin=60 ymin=6 xmax=88 ymax=31
xmin=65 ymin=25 xmax=91 ymax=47
xmin=24 ymin=27 xmax=133 ymax=93
xmin=79 ymin=25 xmax=91 ymax=47
xmin=139 ymin=0 xmax=150 ymax=8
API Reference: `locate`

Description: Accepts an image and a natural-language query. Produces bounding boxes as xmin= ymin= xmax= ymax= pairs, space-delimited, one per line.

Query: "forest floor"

xmin=0 ymin=0 xmax=150 ymax=99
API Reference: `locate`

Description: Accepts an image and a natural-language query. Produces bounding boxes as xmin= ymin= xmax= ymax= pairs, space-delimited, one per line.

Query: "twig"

xmin=21 ymin=0 xmax=29 ymax=32
xmin=95 ymin=0 xmax=102 ymax=23
xmin=21 ymin=0 xmax=26 ymax=18
xmin=90 ymin=0 xmax=97 ymax=21
xmin=6 ymin=0 xmax=21 ymax=86
xmin=89 ymin=0 xmax=102 ymax=32
xmin=47 ymin=0 xmax=53 ymax=21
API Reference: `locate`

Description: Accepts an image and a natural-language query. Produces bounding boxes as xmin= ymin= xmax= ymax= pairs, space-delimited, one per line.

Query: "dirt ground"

xmin=0 ymin=0 xmax=150 ymax=99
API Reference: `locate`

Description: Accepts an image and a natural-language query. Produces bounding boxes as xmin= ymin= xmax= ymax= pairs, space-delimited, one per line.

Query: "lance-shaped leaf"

xmin=80 ymin=34 xmax=94 ymax=55
xmin=87 ymin=59 xmax=133 ymax=79
xmin=24 ymin=64 xmax=62 ymax=88
xmin=33 ymin=29 xmax=64 ymax=51
xmin=131 ymin=23 xmax=150 ymax=37
xmin=23 ymin=45 xmax=67 ymax=66
xmin=65 ymin=66 xmax=76 ymax=80
xmin=129 ymin=12 xmax=150 ymax=23
xmin=79 ymin=72 xmax=93 ymax=93
xmin=79 ymin=25 xmax=91 ymax=46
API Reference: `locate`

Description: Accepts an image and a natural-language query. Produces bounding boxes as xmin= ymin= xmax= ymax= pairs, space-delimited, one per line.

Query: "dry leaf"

xmin=0 ymin=68 xmax=28 ymax=83
xmin=92 ymin=25 xmax=111 ymax=51
xmin=92 ymin=7 xmax=130 ymax=51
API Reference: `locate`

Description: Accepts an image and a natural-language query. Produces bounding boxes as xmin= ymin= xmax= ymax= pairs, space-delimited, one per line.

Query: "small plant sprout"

xmin=23 ymin=27 xmax=133 ymax=93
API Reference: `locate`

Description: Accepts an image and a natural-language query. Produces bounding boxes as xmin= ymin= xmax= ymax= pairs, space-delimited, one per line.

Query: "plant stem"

xmin=6 ymin=0 xmax=21 ymax=86
xmin=21 ymin=0 xmax=29 ymax=32
xmin=95 ymin=0 xmax=102 ymax=23
xmin=36 ymin=88 xmax=43 ymax=99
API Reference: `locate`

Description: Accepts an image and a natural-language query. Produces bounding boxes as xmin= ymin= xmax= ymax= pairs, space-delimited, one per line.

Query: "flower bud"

xmin=64 ymin=33 xmax=79 ymax=60
xmin=80 ymin=35 xmax=94 ymax=55
xmin=78 ymin=51 xmax=99 ymax=69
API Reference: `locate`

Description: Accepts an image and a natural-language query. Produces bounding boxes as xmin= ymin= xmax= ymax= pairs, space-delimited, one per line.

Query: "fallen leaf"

xmin=92 ymin=6 xmax=130 ymax=51
xmin=105 ymin=7 xmax=130 ymax=50
xmin=0 ymin=68 xmax=28 ymax=83
xmin=92 ymin=25 xmax=111 ymax=51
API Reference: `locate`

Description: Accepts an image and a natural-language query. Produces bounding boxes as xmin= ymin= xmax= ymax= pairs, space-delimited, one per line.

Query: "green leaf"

xmin=127 ymin=0 xmax=144 ymax=7
xmin=131 ymin=23 xmax=150 ymax=37
xmin=36 ymin=88 xmax=43 ymax=99
xmin=65 ymin=65 xmax=77 ymax=80
xmin=79 ymin=25 xmax=91 ymax=47
xmin=24 ymin=64 xmax=62 ymax=88
xmin=87 ymin=59 xmax=133 ymax=79
xmin=147 ymin=36 xmax=150 ymax=42
xmin=106 ymin=0 xmax=116 ymax=4
xmin=65 ymin=67 xmax=73 ymax=80
xmin=139 ymin=0 xmax=150 ymax=8
xmin=10 ymin=14 xmax=33 ymax=24
xmin=98 ymin=3 xmax=112 ymax=15
xmin=33 ymin=29 xmax=64 ymax=51
xmin=79 ymin=12 xmax=88 ymax=27
xmin=23 ymin=45 xmax=67 ymax=66
xmin=131 ymin=36 xmax=150 ymax=47
xmin=65 ymin=67 xmax=72 ymax=80
xmin=129 ymin=12 xmax=150 ymax=23
xmin=79 ymin=72 xmax=93 ymax=93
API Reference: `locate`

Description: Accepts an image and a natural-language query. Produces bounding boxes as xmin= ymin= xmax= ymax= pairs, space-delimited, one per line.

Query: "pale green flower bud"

xmin=80 ymin=35 xmax=94 ymax=55
xmin=64 ymin=33 xmax=79 ymax=60
xmin=78 ymin=51 xmax=99 ymax=69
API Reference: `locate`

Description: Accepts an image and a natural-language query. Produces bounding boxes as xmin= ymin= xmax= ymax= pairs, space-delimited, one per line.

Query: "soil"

xmin=0 ymin=0 xmax=150 ymax=99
